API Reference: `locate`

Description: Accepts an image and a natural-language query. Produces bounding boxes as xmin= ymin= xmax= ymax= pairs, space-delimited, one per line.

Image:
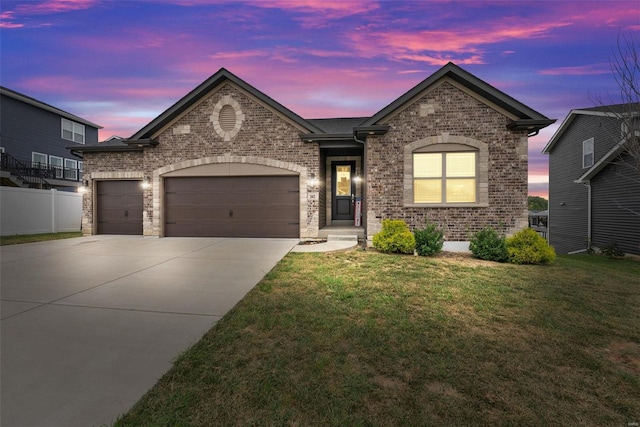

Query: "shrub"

xmin=600 ymin=241 xmax=625 ymax=258
xmin=469 ymin=226 xmax=508 ymax=262
xmin=506 ymin=228 xmax=556 ymax=265
xmin=414 ymin=221 xmax=444 ymax=256
xmin=372 ymin=219 xmax=416 ymax=254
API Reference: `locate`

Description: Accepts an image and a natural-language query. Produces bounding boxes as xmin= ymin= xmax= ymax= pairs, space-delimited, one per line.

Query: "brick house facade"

xmin=73 ymin=63 xmax=554 ymax=248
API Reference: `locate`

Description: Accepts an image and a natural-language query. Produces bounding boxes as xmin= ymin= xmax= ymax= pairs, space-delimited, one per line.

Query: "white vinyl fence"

xmin=0 ymin=187 xmax=82 ymax=236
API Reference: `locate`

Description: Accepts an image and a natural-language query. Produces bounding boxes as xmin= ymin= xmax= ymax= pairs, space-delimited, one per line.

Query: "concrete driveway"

xmin=1 ymin=235 xmax=298 ymax=427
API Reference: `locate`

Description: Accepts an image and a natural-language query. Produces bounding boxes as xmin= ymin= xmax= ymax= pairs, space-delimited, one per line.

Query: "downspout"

xmin=354 ymin=133 xmax=367 ymax=247
xmin=586 ymin=181 xmax=592 ymax=245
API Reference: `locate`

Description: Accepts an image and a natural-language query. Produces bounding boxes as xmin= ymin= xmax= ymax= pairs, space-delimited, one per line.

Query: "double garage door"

xmin=97 ymin=176 xmax=299 ymax=238
xmin=165 ymin=176 xmax=299 ymax=238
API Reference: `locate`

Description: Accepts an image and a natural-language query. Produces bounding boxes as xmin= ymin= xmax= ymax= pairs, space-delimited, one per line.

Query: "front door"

xmin=332 ymin=161 xmax=355 ymax=221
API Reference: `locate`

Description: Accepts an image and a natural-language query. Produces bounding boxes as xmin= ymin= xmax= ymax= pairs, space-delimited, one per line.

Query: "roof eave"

xmin=506 ymin=119 xmax=556 ymax=132
xmin=300 ymin=133 xmax=354 ymax=142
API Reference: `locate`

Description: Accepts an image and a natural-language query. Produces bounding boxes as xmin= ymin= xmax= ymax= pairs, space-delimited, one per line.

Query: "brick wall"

xmin=366 ymin=80 xmax=529 ymax=241
xmin=83 ymin=82 xmax=320 ymax=237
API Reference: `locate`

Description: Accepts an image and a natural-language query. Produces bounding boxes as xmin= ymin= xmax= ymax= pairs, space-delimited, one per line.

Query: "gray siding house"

xmin=543 ymin=104 xmax=640 ymax=255
xmin=0 ymin=86 xmax=101 ymax=190
xmin=73 ymin=63 xmax=554 ymax=245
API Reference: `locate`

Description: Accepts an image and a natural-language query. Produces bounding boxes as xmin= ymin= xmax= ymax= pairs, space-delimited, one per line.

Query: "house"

xmin=528 ymin=210 xmax=548 ymax=239
xmin=0 ymin=86 xmax=101 ymax=190
xmin=71 ymin=62 xmax=554 ymax=247
xmin=542 ymin=103 xmax=640 ymax=255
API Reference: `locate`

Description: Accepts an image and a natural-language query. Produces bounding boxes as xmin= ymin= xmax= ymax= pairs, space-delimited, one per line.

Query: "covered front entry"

xmin=164 ymin=175 xmax=299 ymax=238
xmin=332 ymin=161 xmax=356 ymax=221
xmin=97 ymin=180 xmax=143 ymax=235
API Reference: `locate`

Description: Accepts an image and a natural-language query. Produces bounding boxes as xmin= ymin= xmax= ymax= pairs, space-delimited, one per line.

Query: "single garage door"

xmin=97 ymin=180 xmax=143 ymax=235
xmin=165 ymin=176 xmax=299 ymax=238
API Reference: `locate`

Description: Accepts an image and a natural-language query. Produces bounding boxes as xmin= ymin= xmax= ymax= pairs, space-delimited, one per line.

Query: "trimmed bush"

xmin=506 ymin=228 xmax=556 ymax=265
xmin=414 ymin=221 xmax=444 ymax=256
xmin=469 ymin=226 xmax=508 ymax=262
xmin=372 ymin=219 xmax=416 ymax=254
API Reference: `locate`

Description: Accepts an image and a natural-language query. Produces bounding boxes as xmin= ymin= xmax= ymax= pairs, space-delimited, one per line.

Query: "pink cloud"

xmin=538 ymin=63 xmax=611 ymax=76
xmin=16 ymin=0 xmax=97 ymax=14
xmin=348 ymin=19 xmax=572 ymax=65
xmin=0 ymin=11 xmax=23 ymax=28
xmin=251 ymin=0 xmax=380 ymax=28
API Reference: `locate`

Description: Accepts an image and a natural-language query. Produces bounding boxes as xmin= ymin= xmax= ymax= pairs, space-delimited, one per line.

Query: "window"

xmin=413 ymin=152 xmax=477 ymax=203
xmin=61 ymin=118 xmax=85 ymax=143
xmin=50 ymin=156 xmax=63 ymax=178
xmin=582 ymin=138 xmax=594 ymax=169
xmin=32 ymin=152 xmax=47 ymax=166
xmin=64 ymin=158 xmax=78 ymax=180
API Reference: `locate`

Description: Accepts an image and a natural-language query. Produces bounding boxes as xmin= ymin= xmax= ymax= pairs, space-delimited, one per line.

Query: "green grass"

xmin=0 ymin=231 xmax=83 ymax=246
xmin=114 ymin=252 xmax=640 ymax=426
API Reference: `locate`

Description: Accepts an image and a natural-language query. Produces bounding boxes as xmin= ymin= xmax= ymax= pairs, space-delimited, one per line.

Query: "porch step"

xmin=327 ymin=234 xmax=358 ymax=242
xmin=318 ymin=227 xmax=365 ymax=240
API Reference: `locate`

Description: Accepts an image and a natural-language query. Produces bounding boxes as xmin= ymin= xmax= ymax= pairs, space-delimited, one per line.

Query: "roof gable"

xmin=363 ymin=62 xmax=553 ymax=130
xmin=131 ymin=68 xmax=322 ymax=139
xmin=543 ymin=103 xmax=640 ymax=154
xmin=0 ymin=86 xmax=102 ymax=129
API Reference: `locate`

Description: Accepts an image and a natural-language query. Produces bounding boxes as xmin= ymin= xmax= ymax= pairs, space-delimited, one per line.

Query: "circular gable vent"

xmin=211 ymin=95 xmax=245 ymax=141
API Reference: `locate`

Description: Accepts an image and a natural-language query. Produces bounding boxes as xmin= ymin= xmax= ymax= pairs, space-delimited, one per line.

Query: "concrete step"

xmin=327 ymin=234 xmax=358 ymax=242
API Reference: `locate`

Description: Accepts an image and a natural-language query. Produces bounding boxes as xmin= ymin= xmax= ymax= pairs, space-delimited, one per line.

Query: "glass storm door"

xmin=332 ymin=161 xmax=355 ymax=221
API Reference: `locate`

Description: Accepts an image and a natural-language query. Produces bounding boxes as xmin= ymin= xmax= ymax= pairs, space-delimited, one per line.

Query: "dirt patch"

xmin=373 ymin=375 xmax=407 ymax=391
xmin=425 ymin=382 xmax=465 ymax=399
xmin=606 ymin=341 xmax=640 ymax=376
xmin=435 ymin=251 xmax=503 ymax=267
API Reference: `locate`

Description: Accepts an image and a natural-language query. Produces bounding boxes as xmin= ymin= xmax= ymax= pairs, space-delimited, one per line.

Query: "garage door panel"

xmin=165 ymin=176 xmax=299 ymax=238
xmin=97 ymin=181 xmax=143 ymax=235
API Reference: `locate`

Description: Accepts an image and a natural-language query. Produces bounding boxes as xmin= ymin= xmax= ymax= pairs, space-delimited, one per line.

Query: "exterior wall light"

xmin=78 ymin=179 xmax=89 ymax=193
xmin=141 ymin=177 xmax=151 ymax=190
xmin=308 ymin=173 xmax=319 ymax=187
xmin=354 ymin=175 xmax=363 ymax=183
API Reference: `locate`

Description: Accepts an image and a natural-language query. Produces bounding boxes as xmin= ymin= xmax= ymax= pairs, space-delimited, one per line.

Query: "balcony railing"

xmin=0 ymin=153 xmax=83 ymax=189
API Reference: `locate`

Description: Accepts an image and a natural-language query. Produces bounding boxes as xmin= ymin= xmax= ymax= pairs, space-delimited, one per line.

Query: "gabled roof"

xmin=542 ymin=102 xmax=640 ymax=154
xmin=362 ymin=62 xmax=555 ymax=131
xmin=574 ymin=138 xmax=629 ymax=183
xmin=130 ymin=68 xmax=323 ymax=140
xmin=1 ymin=86 xmax=102 ymax=129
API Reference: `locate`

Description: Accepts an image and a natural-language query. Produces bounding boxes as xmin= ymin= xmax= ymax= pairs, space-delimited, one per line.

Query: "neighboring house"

xmin=528 ymin=210 xmax=548 ymax=239
xmin=543 ymin=103 xmax=640 ymax=255
xmin=72 ymin=62 xmax=554 ymax=247
xmin=0 ymin=86 xmax=101 ymax=190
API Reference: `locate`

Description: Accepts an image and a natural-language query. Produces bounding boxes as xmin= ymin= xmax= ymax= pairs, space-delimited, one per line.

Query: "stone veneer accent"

xmin=366 ymin=79 xmax=529 ymax=243
xmin=82 ymin=82 xmax=319 ymax=238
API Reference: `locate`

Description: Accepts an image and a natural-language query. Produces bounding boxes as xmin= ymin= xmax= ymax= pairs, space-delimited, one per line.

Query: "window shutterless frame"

xmin=61 ymin=118 xmax=85 ymax=144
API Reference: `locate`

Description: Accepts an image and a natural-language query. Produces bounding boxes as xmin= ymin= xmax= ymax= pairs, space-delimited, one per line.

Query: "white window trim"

xmin=582 ymin=137 xmax=594 ymax=169
xmin=404 ymin=135 xmax=489 ymax=207
xmin=64 ymin=158 xmax=78 ymax=180
xmin=61 ymin=118 xmax=85 ymax=144
xmin=32 ymin=152 xmax=48 ymax=166
xmin=50 ymin=155 xmax=63 ymax=178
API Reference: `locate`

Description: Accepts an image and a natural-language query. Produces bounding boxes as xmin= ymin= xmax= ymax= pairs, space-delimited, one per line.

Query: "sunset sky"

xmin=2 ymin=0 xmax=639 ymax=198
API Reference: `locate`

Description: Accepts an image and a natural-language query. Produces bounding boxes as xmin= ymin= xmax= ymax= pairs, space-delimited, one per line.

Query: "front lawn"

xmin=115 ymin=252 xmax=640 ymax=426
xmin=0 ymin=231 xmax=82 ymax=246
